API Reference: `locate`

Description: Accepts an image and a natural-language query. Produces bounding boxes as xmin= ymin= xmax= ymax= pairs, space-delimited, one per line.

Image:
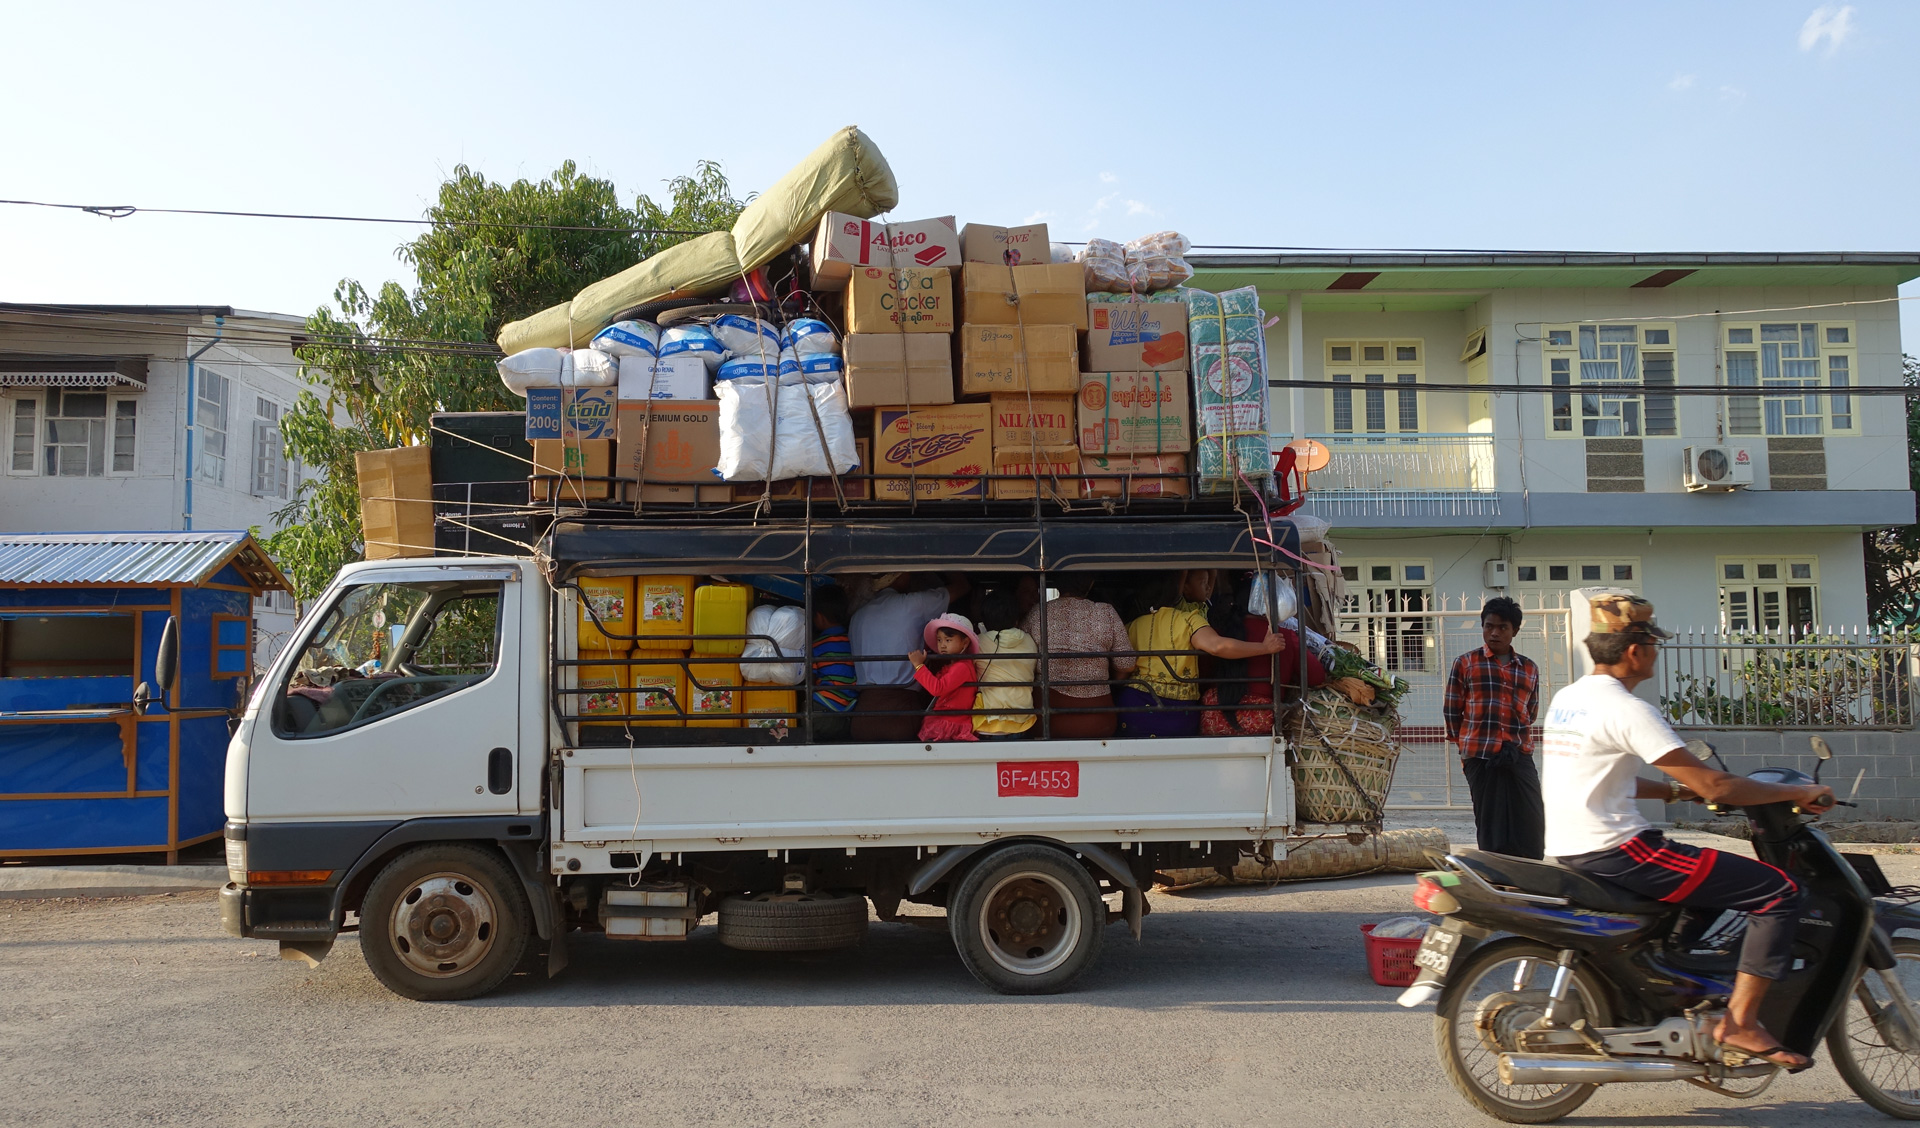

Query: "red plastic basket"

xmin=1361 ymin=922 xmax=1423 ymax=987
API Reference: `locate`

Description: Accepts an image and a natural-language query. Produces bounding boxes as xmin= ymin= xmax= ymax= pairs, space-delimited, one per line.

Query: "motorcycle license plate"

xmin=1413 ymin=927 xmax=1459 ymax=974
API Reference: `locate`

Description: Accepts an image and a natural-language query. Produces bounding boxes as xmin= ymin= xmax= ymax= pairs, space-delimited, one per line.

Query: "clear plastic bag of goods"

xmin=1126 ymin=230 xmax=1192 ymax=258
xmin=714 ymin=380 xmax=858 ymax=482
xmin=711 ymin=313 xmax=782 ymax=359
xmin=1078 ymin=238 xmax=1129 ymax=293
xmin=778 ymin=347 xmax=845 ymax=386
xmin=1369 ymin=916 xmax=1431 ymax=940
xmin=1246 ymin=571 xmax=1299 ymax=623
xmin=739 ymin=604 xmax=809 ymax=685
xmin=1050 ymin=242 xmax=1078 ymax=264
xmin=781 ymin=317 xmax=838 ymax=357
xmin=717 ymin=355 xmax=780 ymax=386
xmin=498 ymin=347 xmax=565 ymax=396
xmin=591 ymin=320 xmax=660 ymax=360
xmin=562 ymin=347 xmax=618 ymax=387
xmin=1122 ymin=231 xmax=1194 ymax=293
xmin=659 ymin=324 xmax=726 ymax=371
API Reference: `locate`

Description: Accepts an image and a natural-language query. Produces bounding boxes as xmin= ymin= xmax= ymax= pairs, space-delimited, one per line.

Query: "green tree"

xmin=1864 ymin=353 xmax=1920 ymax=629
xmin=267 ymin=161 xmax=748 ymax=600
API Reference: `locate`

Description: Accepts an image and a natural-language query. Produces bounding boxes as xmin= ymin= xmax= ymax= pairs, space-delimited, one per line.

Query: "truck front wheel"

xmin=359 ymin=844 xmax=531 ymax=1001
xmin=949 ymin=843 xmax=1105 ymax=995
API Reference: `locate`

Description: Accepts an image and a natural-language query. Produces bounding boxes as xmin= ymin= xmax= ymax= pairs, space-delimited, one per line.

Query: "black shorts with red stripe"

xmin=1559 ymin=829 xmax=1804 ymax=979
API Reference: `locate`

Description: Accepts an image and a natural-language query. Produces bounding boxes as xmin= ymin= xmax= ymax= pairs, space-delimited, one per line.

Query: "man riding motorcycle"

xmin=1541 ymin=593 xmax=1836 ymax=1071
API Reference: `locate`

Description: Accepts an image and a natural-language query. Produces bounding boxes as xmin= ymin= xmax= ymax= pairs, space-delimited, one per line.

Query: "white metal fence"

xmin=1654 ymin=629 xmax=1917 ymax=730
xmin=1300 ymin=433 xmax=1500 ymax=519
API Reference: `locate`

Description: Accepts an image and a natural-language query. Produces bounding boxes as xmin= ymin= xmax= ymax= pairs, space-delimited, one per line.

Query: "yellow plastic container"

xmin=691 ymin=582 xmax=753 ymax=657
xmin=634 ymin=575 xmax=696 ymax=650
xmin=629 ymin=660 xmax=689 ymax=727
xmin=577 ymin=576 xmax=635 ymax=655
xmin=575 ymin=663 xmax=629 ymax=727
xmin=742 ymin=685 xmax=798 ymax=730
xmin=686 ymin=662 xmax=743 ymax=728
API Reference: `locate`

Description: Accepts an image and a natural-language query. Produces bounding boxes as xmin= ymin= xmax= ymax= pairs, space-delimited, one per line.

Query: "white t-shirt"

xmin=849 ymin=588 xmax=950 ymax=687
xmin=1541 ymin=674 xmax=1685 ymax=857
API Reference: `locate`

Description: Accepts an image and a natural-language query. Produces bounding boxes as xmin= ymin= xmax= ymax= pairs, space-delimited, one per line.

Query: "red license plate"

xmin=998 ymin=761 xmax=1079 ymax=797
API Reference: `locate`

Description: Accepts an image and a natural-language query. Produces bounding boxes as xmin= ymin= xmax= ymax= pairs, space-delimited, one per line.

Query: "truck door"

xmin=247 ymin=566 xmax=523 ymax=821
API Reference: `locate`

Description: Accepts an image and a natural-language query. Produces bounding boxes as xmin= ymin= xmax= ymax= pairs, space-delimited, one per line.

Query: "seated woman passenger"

xmin=1021 ymin=572 xmax=1136 ymax=740
xmin=1199 ymin=572 xmax=1327 ymax=736
xmin=1120 ymin=569 xmax=1285 ymax=739
xmin=972 ymin=587 xmax=1036 ymax=741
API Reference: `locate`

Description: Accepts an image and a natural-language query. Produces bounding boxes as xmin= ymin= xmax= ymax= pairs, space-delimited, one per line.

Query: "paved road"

xmin=3 ymin=864 xmax=1913 ymax=1128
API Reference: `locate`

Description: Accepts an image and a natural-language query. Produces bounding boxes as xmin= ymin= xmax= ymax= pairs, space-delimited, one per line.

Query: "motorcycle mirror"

xmin=1686 ymin=738 xmax=1728 ymax=772
xmin=1811 ymin=736 xmax=1833 ymax=761
xmin=132 ymin=681 xmax=155 ymax=717
xmin=154 ymin=615 xmax=179 ymax=710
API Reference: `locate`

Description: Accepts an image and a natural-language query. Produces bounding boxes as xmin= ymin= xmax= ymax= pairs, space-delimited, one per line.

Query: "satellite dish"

xmin=1288 ymin=439 xmax=1331 ymax=473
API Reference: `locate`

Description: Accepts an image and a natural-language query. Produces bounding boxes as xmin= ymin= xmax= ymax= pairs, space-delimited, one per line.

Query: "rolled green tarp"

xmin=499 ymin=126 xmax=899 ymax=354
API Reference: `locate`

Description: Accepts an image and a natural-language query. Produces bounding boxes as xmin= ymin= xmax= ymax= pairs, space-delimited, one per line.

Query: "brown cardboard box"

xmin=960 ymin=222 xmax=1050 ymax=266
xmin=636 ymin=483 xmax=731 ymax=504
xmin=846 ymin=267 xmax=955 ymax=334
xmin=842 ymin=333 xmax=954 ymax=408
xmin=990 ymin=447 xmax=1083 ymax=500
xmin=615 ymin=400 xmax=720 ymax=484
xmin=812 ymin=212 xmax=960 ymax=290
xmin=1076 ymin=371 xmax=1193 ymax=454
xmin=958 ymin=324 xmax=1079 ymax=395
xmin=531 ymin=439 xmax=613 ymax=501
xmin=1079 ymin=453 xmax=1190 ymax=498
xmin=960 ymin=263 xmax=1088 ymax=330
xmin=732 ymin=439 xmax=872 ymax=500
xmin=355 ymin=446 xmax=434 ymax=559
xmin=990 ymin=394 xmax=1077 ymax=450
xmin=1083 ymin=301 xmax=1189 ymax=372
xmin=872 ymin=403 xmax=992 ymax=500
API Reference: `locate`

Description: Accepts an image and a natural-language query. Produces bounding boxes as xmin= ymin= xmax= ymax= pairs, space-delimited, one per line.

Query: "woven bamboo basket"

xmin=1291 ymin=689 xmax=1403 ymax=825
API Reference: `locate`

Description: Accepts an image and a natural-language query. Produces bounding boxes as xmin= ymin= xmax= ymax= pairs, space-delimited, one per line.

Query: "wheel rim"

xmin=1449 ymin=955 xmax=1599 ymax=1110
xmin=977 ymin=872 xmax=1082 ymax=977
xmin=1839 ymin=949 xmax=1920 ymax=1107
xmin=389 ymin=871 xmax=497 ymax=978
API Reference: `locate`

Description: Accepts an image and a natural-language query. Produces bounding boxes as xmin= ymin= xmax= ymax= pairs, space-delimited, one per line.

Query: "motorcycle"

xmin=1398 ymin=737 xmax=1920 ymax=1123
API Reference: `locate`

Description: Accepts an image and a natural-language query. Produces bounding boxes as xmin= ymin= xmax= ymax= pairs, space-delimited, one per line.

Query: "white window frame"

xmin=1722 ymin=321 xmax=1857 ymax=437
xmin=1513 ymin=557 xmax=1642 ymax=591
xmin=1542 ymin=322 xmax=1677 ymax=439
xmin=1324 ymin=339 xmax=1424 ymax=437
xmin=1717 ymin=555 xmax=1821 ymax=635
xmin=1336 ymin=558 xmax=1435 ymax=674
xmin=110 ymin=397 xmax=138 ymax=476
xmin=252 ymin=396 xmax=289 ymax=499
xmin=28 ymin=389 xmax=140 ymax=478
xmin=196 ymin=368 xmax=230 ymax=486
xmin=7 ymin=394 xmax=38 ymax=476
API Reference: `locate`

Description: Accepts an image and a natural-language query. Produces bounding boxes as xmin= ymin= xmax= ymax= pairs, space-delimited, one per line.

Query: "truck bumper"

xmin=220 ymin=882 xmax=340 ymax=941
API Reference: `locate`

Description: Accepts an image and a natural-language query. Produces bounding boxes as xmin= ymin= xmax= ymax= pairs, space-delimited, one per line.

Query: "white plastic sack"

xmin=591 ymin=320 xmax=659 ymax=359
xmin=711 ymin=313 xmax=781 ymax=359
xmin=659 ymin=325 xmax=726 ymax=372
xmin=498 ymin=347 xmax=565 ymax=396
xmin=1050 ymin=242 xmax=1078 ymax=264
xmin=778 ymin=347 xmax=845 ymax=386
xmin=772 ymin=381 xmax=858 ymax=477
xmin=714 ymin=380 xmax=776 ymax=481
xmin=740 ymin=604 xmax=809 ymax=685
xmin=781 ymin=317 xmax=838 ymax=356
xmin=561 ymin=348 xmax=618 ymax=387
xmin=717 ymin=356 xmax=780 ymax=386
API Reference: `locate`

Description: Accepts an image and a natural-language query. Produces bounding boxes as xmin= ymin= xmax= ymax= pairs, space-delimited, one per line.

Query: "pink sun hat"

xmin=922 ymin=612 xmax=980 ymax=652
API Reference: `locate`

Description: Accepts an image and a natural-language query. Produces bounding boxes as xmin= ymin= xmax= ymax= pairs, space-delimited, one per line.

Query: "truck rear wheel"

xmin=717 ymin=891 xmax=869 ymax=951
xmin=359 ymin=844 xmax=531 ymax=1001
xmin=949 ymin=843 xmax=1104 ymax=995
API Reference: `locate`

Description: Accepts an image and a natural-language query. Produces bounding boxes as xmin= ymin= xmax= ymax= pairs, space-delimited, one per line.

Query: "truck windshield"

xmin=275 ymin=580 xmax=502 ymax=738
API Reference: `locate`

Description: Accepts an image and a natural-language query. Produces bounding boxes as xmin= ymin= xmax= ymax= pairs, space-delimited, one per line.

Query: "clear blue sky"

xmin=2 ymin=1 xmax=1915 ymax=345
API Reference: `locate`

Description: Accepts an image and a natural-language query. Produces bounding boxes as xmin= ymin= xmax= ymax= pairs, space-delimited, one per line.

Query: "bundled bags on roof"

xmin=1049 ymin=242 xmax=1078 ymax=264
xmin=1077 ymin=231 xmax=1193 ymax=295
xmin=591 ymin=320 xmax=659 ymax=360
xmin=781 ymin=318 xmax=837 ymax=357
xmin=496 ymin=346 xmax=617 ymax=396
xmin=567 ymin=348 xmax=618 ymax=387
xmin=778 ymin=347 xmax=844 ymax=386
xmin=716 ymin=355 xmax=781 ymax=385
xmin=739 ymin=604 xmax=809 ymax=685
xmin=1079 ymin=239 xmax=1129 ymax=293
xmin=1182 ymin=286 xmax=1273 ymax=492
xmin=712 ymin=314 xmax=782 ymax=359
xmin=659 ymin=325 xmax=726 ymax=372
xmin=713 ymin=380 xmax=859 ymax=481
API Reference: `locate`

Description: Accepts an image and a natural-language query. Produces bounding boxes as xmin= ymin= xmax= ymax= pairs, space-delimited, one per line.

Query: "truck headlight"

xmin=225 ymin=833 xmax=248 ymax=886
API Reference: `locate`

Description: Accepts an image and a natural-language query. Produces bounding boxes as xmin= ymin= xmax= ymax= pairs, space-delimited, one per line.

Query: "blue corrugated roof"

xmin=0 ymin=531 xmax=290 ymax=590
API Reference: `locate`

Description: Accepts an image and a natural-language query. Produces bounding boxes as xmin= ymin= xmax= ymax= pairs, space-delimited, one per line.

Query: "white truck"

xmin=217 ymin=516 xmax=1305 ymax=1000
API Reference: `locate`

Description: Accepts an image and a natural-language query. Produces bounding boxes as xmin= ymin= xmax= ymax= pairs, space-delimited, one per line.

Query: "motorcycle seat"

xmin=1453 ymin=851 xmax=1672 ymax=916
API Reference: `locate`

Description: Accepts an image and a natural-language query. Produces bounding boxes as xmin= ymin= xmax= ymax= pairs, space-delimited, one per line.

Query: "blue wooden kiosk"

xmin=0 ymin=532 xmax=291 ymax=861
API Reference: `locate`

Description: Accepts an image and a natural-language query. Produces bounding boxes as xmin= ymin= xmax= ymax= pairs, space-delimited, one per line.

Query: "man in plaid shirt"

xmin=1443 ymin=596 xmax=1544 ymax=858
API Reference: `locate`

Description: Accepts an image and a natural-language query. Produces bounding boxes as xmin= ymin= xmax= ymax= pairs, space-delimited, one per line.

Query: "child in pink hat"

xmin=909 ymin=612 xmax=979 ymax=743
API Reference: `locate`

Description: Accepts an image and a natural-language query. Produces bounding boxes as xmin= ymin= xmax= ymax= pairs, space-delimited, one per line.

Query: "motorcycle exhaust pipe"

xmin=1499 ymin=1055 xmax=1706 ymax=1086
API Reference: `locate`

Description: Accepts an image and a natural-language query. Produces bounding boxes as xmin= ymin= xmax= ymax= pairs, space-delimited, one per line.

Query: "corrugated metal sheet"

xmin=0 ymin=531 xmax=287 ymax=589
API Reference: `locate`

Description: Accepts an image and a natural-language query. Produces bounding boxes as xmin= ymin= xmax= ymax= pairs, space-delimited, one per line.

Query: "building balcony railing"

xmin=1299 ymin=432 xmax=1499 ymax=518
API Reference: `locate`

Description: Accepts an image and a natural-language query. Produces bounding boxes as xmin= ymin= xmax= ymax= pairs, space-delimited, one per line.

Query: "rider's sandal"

xmin=1719 ymin=1043 xmax=1815 ymax=1074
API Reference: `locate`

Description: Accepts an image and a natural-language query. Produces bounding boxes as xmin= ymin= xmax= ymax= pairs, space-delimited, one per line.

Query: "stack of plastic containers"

xmin=576 ymin=576 xmax=634 ymax=729
xmin=687 ymin=582 xmax=750 ymax=728
xmin=630 ymin=574 xmax=696 ymax=726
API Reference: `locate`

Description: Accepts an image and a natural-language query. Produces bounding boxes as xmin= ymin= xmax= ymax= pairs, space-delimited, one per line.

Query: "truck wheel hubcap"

xmin=391 ymin=873 xmax=496 ymax=978
xmin=980 ymin=873 xmax=1080 ymax=976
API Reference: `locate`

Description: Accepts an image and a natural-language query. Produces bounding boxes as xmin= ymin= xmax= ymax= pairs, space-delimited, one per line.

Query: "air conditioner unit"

xmin=1682 ymin=444 xmax=1754 ymax=492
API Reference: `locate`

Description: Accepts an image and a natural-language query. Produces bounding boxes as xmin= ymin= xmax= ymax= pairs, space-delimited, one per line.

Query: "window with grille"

xmin=8 ymin=396 xmax=36 ymax=473
xmin=1718 ymin=556 xmax=1820 ymax=634
xmin=197 ymin=368 xmax=230 ymax=485
xmin=1542 ymin=323 xmax=1677 ymax=437
xmin=31 ymin=390 xmax=139 ymax=477
xmin=1513 ymin=558 xmax=1641 ymax=592
xmin=1336 ymin=559 xmax=1434 ymax=672
xmin=1325 ymin=339 xmax=1422 ymax=436
xmin=252 ymin=397 xmax=289 ymax=499
xmin=1723 ymin=322 xmax=1856 ymax=436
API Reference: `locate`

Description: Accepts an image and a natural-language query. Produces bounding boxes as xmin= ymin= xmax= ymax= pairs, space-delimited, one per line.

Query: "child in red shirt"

xmin=909 ymin=613 xmax=979 ymax=743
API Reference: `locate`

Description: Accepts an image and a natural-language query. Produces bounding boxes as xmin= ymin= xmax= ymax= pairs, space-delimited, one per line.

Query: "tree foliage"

xmin=1865 ymin=354 xmax=1920 ymax=630
xmin=266 ymin=161 xmax=748 ymax=600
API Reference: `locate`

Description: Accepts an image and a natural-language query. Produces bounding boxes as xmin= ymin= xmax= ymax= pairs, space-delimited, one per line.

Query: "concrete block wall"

xmin=1672 ymin=728 xmax=1919 ymax=821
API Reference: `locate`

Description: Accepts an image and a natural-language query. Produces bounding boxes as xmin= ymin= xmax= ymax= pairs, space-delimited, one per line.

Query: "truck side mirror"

xmin=133 ymin=682 xmax=156 ymax=716
xmin=153 ymin=615 xmax=179 ymax=711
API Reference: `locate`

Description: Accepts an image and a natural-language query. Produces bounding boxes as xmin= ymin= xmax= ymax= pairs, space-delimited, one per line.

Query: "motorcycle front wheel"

xmin=1435 ymin=939 xmax=1614 ymax=1124
xmin=1831 ymin=936 xmax=1920 ymax=1120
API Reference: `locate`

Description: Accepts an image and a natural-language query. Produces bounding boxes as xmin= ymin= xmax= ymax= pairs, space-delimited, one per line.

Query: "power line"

xmin=0 ymin=197 xmax=719 ymax=237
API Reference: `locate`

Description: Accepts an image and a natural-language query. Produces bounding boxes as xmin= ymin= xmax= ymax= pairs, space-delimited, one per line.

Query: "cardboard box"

xmin=990 ymin=394 xmax=1077 ymax=450
xmin=846 ymin=267 xmax=955 ymax=334
xmin=960 ymin=222 xmax=1050 ymax=266
xmin=525 ymin=385 xmax=617 ymax=440
xmin=617 ymin=353 xmax=709 ymax=401
xmin=958 ymin=324 xmax=1079 ymax=395
xmin=1079 ymin=453 xmax=1190 ymax=498
xmin=842 ymin=333 xmax=954 ymax=408
xmin=960 ymin=263 xmax=1087 ymax=330
xmin=636 ymin=483 xmax=731 ymax=504
xmin=615 ymin=400 xmax=721 ymax=484
xmin=990 ymin=447 xmax=1083 ymax=500
xmin=733 ymin=439 xmax=872 ymax=500
xmin=1083 ymin=301 xmax=1189 ymax=372
xmin=1076 ymin=371 xmax=1193 ymax=455
xmin=531 ymin=439 xmax=613 ymax=501
xmin=811 ymin=212 xmax=960 ymax=290
xmin=872 ymin=403 xmax=992 ymax=500
xmin=355 ymin=446 xmax=434 ymax=559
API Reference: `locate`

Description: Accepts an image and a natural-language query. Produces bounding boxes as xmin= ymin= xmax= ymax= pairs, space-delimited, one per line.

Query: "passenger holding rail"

xmin=1120 ymin=570 xmax=1286 ymax=739
xmin=1021 ymin=573 xmax=1136 ymax=740
xmin=1200 ymin=572 xmax=1327 ymax=736
xmin=972 ymin=587 xmax=1037 ymax=741
xmin=849 ymin=572 xmax=971 ymax=742
xmin=909 ymin=613 xmax=980 ymax=743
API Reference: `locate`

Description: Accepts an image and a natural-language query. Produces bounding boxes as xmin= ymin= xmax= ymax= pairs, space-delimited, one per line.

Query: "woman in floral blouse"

xmin=1020 ymin=573 xmax=1136 ymax=740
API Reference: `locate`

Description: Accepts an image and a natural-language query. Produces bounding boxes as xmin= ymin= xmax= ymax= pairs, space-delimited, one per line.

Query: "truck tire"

xmin=717 ymin=892 xmax=869 ymax=951
xmin=949 ymin=843 xmax=1104 ymax=995
xmin=359 ymin=844 xmax=531 ymax=1001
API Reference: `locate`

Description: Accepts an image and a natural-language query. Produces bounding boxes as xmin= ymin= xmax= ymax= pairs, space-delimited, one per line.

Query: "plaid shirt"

xmin=1443 ymin=646 xmax=1540 ymax=759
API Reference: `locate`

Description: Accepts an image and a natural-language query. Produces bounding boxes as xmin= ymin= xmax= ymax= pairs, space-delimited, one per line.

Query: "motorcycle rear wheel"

xmin=1435 ymin=939 xmax=1613 ymax=1124
xmin=1830 ymin=936 xmax=1920 ymax=1120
